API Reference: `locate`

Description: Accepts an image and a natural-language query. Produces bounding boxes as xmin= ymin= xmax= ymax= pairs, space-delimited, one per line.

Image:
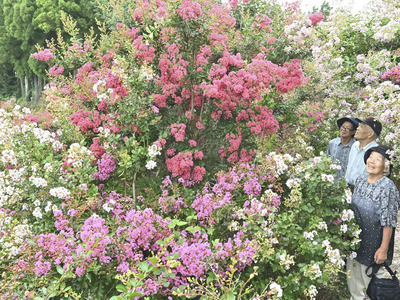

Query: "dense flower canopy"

xmin=2 ymin=0 xmax=400 ymax=299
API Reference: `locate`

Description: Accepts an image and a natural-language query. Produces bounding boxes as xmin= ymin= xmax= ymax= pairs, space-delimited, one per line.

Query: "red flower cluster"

xmin=308 ymin=11 xmax=324 ymax=26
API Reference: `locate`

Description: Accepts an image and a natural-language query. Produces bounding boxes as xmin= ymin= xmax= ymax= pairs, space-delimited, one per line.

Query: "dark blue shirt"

xmin=352 ymin=174 xmax=399 ymax=266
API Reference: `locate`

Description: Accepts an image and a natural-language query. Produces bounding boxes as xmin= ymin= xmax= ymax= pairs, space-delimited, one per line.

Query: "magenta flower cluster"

xmin=93 ymin=153 xmax=117 ymax=181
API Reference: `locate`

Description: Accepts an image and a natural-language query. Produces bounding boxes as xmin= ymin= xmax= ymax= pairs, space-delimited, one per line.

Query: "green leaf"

xmin=138 ymin=261 xmax=150 ymax=272
xmin=148 ymin=256 xmax=158 ymax=265
xmin=116 ymin=284 xmax=128 ymax=293
xmin=186 ymin=226 xmax=202 ymax=233
xmin=109 ymin=296 xmax=125 ymax=300
xmin=56 ymin=265 xmax=64 ymax=275
xmin=127 ymin=292 xmax=143 ymax=299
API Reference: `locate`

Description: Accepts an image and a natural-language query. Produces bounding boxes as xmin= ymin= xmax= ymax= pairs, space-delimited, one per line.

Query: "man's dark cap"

xmin=337 ymin=117 xmax=359 ymax=130
xmin=364 ymin=145 xmax=394 ymax=177
xmin=356 ymin=117 xmax=382 ymax=136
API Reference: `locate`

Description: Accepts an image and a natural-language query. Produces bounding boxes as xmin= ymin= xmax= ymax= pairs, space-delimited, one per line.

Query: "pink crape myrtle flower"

xmin=49 ymin=64 xmax=64 ymax=76
xmin=308 ymin=12 xmax=324 ymax=26
xmin=31 ymin=49 xmax=54 ymax=61
xmin=178 ymin=0 xmax=203 ymax=21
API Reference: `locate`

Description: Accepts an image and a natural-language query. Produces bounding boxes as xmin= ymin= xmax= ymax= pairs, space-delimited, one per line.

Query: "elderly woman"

xmin=347 ymin=145 xmax=399 ymax=300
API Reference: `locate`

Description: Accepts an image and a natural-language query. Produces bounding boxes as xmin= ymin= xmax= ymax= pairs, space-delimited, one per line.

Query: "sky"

xmin=278 ymin=0 xmax=381 ymax=14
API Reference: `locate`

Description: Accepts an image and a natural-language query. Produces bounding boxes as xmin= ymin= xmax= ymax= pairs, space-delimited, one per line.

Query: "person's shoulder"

xmin=356 ymin=172 xmax=368 ymax=182
xmin=365 ymin=140 xmax=378 ymax=149
xmin=380 ymin=176 xmax=399 ymax=194
xmin=328 ymin=137 xmax=340 ymax=145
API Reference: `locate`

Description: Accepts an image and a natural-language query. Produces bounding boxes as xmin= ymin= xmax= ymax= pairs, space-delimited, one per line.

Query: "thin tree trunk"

xmin=24 ymin=76 xmax=29 ymax=101
xmin=38 ymin=76 xmax=43 ymax=97
xmin=34 ymin=75 xmax=39 ymax=104
xmin=20 ymin=77 xmax=24 ymax=99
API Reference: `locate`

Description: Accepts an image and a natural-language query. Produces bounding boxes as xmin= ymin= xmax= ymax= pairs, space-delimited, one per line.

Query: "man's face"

xmin=354 ymin=123 xmax=373 ymax=141
xmin=339 ymin=121 xmax=356 ymax=138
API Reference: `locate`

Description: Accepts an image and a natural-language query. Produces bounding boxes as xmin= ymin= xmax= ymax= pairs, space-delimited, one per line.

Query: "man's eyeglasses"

xmin=340 ymin=126 xmax=355 ymax=132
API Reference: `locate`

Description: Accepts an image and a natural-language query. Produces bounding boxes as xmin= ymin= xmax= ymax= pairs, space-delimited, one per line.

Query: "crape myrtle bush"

xmin=1 ymin=0 xmax=361 ymax=299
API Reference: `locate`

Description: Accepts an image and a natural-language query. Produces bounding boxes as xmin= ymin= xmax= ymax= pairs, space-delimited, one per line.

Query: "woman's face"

xmin=366 ymin=151 xmax=387 ymax=176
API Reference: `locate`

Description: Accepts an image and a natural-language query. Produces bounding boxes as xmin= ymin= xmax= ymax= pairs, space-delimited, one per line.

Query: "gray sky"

xmin=279 ymin=0 xmax=379 ymax=14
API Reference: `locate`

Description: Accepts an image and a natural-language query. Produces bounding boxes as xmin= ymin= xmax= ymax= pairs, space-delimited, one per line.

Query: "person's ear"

xmin=384 ymin=165 xmax=390 ymax=174
xmin=368 ymin=130 xmax=376 ymax=139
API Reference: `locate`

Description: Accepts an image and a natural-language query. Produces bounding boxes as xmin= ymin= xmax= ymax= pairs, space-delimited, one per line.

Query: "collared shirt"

xmin=345 ymin=140 xmax=378 ymax=185
xmin=327 ymin=137 xmax=355 ymax=180
xmin=352 ymin=174 xmax=399 ymax=266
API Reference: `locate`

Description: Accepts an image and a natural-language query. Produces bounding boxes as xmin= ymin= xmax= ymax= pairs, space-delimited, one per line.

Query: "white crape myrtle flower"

xmin=309 ymin=285 xmax=318 ymax=299
xmin=21 ymin=107 xmax=31 ymax=114
xmin=32 ymin=127 xmax=56 ymax=144
xmin=29 ymin=176 xmax=48 ymax=188
xmin=317 ymin=221 xmax=328 ymax=232
xmin=322 ymin=239 xmax=331 ymax=249
xmin=286 ymin=177 xmax=302 ymax=189
xmin=67 ymin=143 xmax=92 ymax=168
xmin=279 ymin=253 xmax=295 ymax=270
xmin=45 ymin=201 xmax=52 ymax=213
xmin=342 ymin=209 xmax=355 ymax=222
xmin=269 ymin=282 xmax=283 ymax=298
xmin=310 ymin=263 xmax=322 ymax=278
xmin=270 ymin=238 xmax=279 ymax=244
xmin=1 ymin=149 xmax=18 ymax=165
xmin=264 ymin=189 xmax=278 ymax=198
xmin=326 ymin=248 xmax=345 ymax=267
xmin=97 ymin=93 xmax=108 ymax=101
xmin=31 ymin=164 xmax=39 ymax=173
xmin=52 ymin=140 xmax=63 ymax=152
xmin=148 ymin=144 xmax=161 ymax=158
xmin=13 ymin=224 xmax=31 ymax=246
xmin=330 ymin=163 xmax=341 ymax=171
xmin=32 ymin=207 xmax=43 ymax=219
xmin=343 ymin=189 xmax=352 ymax=203
xmin=349 ymin=252 xmax=357 ymax=259
xmin=8 ymin=246 xmax=20 ymax=258
xmin=313 ymin=156 xmax=322 ymax=164
xmin=321 ymin=174 xmax=334 ymax=183
xmin=8 ymin=168 xmax=25 ymax=183
xmin=340 ymin=224 xmax=348 ymax=233
xmin=44 ymin=163 xmax=53 ymax=172
xmin=49 ymin=187 xmax=70 ymax=199
xmin=145 ymin=160 xmax=157 ymax=170
xmin=304 ymin=230 xmax=318 ymax=240
xmin=103 ymin=203 xmax=112 ymax=212
xmin=93 ymin=80 xmax=106 ymax=92
xmin=282 ymin=153 xmax=294 ymax=162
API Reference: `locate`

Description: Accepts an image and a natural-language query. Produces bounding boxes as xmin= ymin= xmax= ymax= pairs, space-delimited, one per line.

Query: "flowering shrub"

xmin=8 ymin=0 xmax=400 ymax=298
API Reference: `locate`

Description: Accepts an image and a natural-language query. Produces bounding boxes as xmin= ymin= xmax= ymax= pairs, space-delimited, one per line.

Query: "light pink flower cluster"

xmin=30 ymin=49 xmax=54 ymax=61
xmin=178 ymin=0 xmax=203 ymax=21
xmin=308 ymin=12 xmax=324 ymax=26
xmin=48 ymin=64 xmax=64 ymax=76
xmin=382 ymin=66 xmax=400 ymax=82
xmin=168 ymin=123 xmax=187 ymax=142
xmin=93 ymin=153 xmax=117 ymax=181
